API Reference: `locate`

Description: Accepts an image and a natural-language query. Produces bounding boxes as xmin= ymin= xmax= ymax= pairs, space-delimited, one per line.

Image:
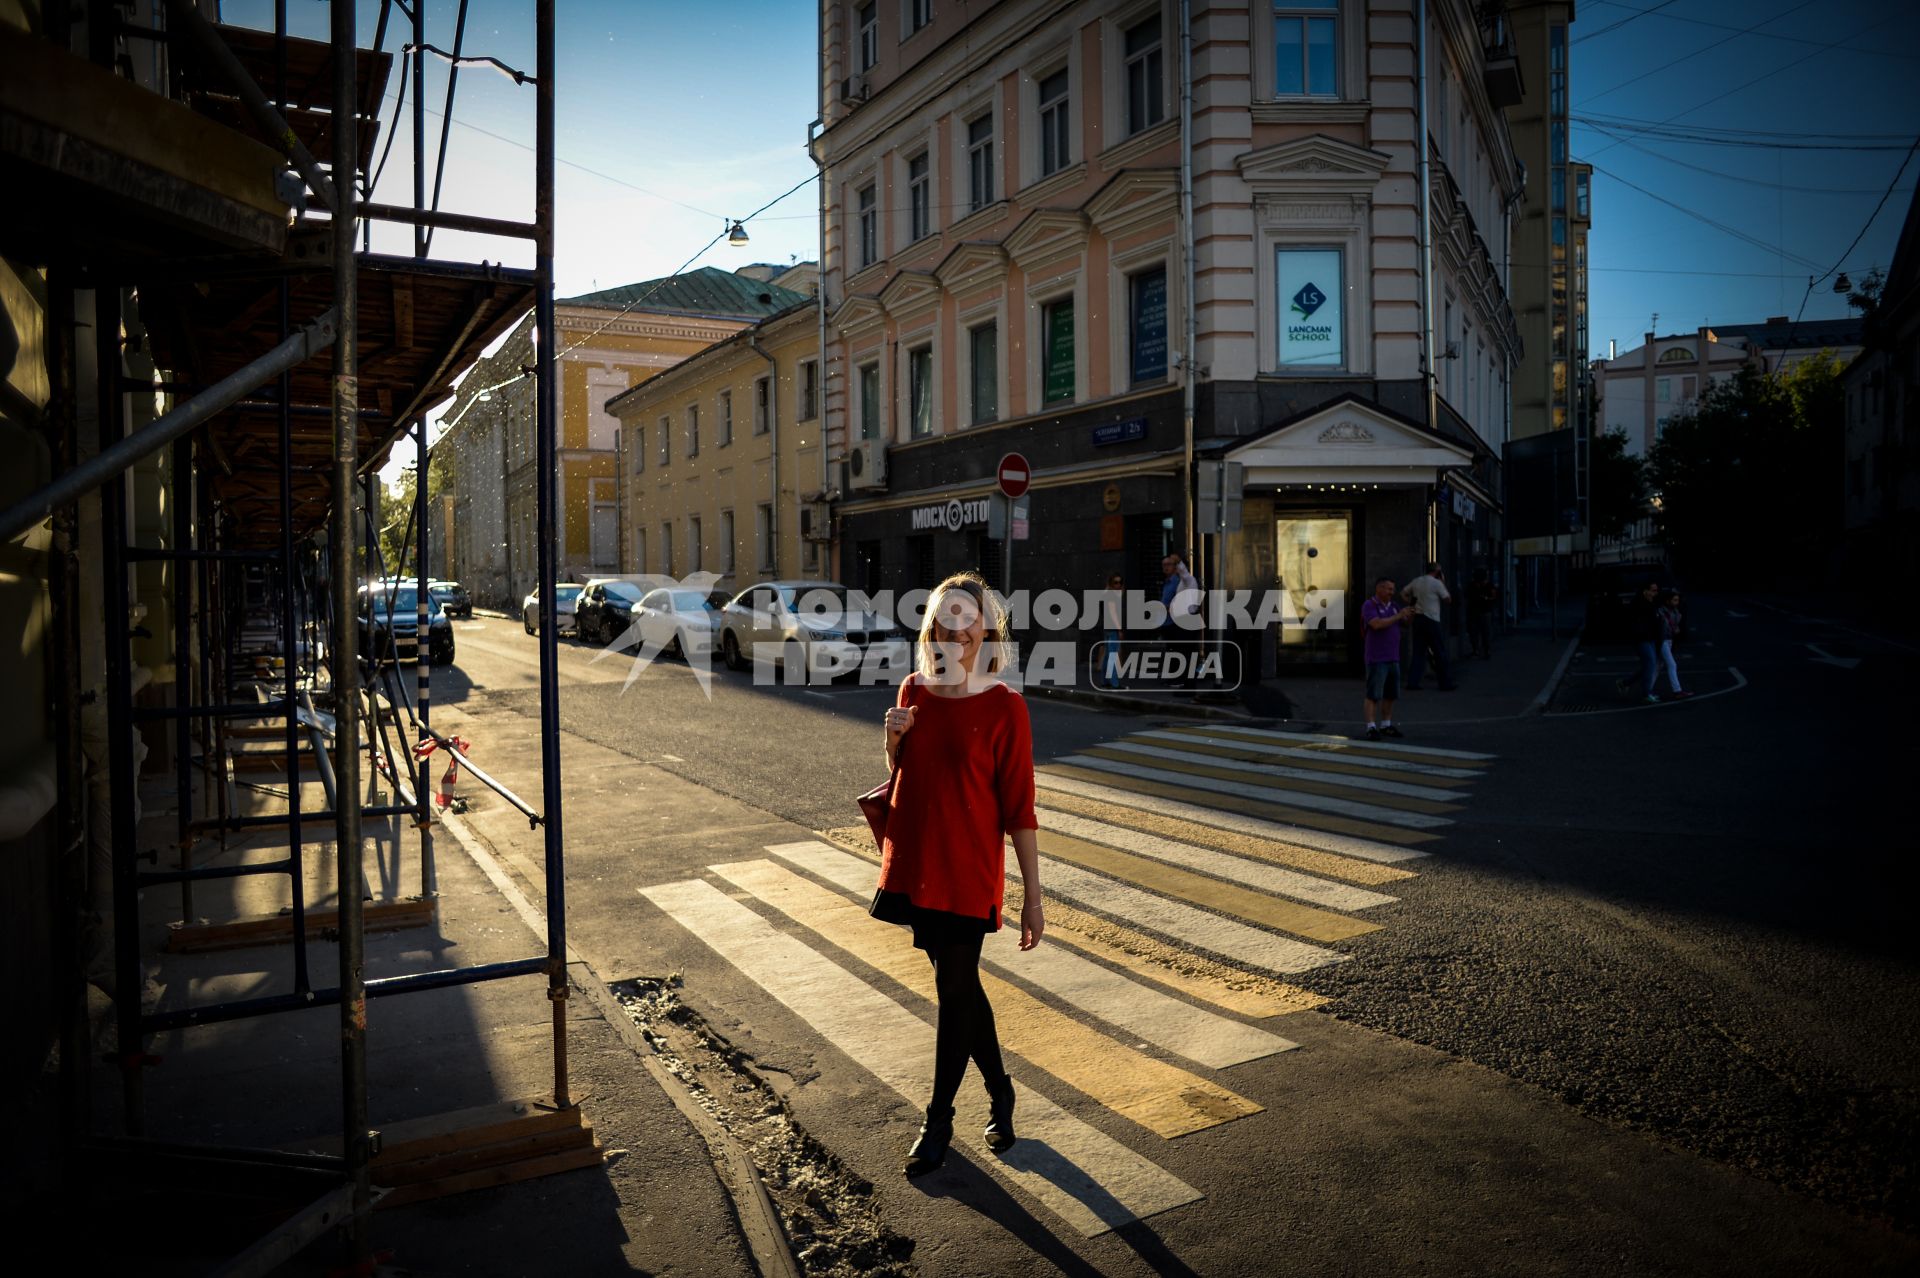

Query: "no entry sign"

xmin=997 ymin=452 xmax=1031 ymax=499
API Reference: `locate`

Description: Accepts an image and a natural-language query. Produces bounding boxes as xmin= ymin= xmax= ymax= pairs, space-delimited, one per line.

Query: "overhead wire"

xmin=1580 ymin=0 xmax=1920 ymax=62
xmin=1577 ymin=0 xmax=1818 ymax=107
xmin=1790 ymin=134 xmax=1920 ymax=326
xmin=1581 ymin=161 xmax=1827 ymax=271
xmin=421 ymin=0 xmax=471 ymax=256
xmin=1571 ymin=0 xmax=1682 ymax=46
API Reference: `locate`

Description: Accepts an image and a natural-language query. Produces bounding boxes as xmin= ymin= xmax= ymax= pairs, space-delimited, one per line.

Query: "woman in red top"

xmin=872 ymin=571 xmax=1043 ymax=1177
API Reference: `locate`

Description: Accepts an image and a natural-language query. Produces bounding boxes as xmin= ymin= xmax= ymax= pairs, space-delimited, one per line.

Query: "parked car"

xmin=523 ymin=582 xmax=584 ymax=636
xmin=357 ymin=584 xmax=454 ymax=666
xmin=428 ymin=579 xmax=472 ymax=618
xmin=1582 ymin=563 xmax=1686 ymax=643
xmin=573 ymin=578 xmax=649 ymax=645
xmin=718 ymin=579 xmax=911 ymax=677
xmin=633 ymin=586 xmax=723 ymax=661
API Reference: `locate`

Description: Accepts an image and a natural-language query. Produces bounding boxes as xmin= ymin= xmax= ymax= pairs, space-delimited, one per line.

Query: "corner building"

xmin=816 ymin=0 xmax=1528 ymax=675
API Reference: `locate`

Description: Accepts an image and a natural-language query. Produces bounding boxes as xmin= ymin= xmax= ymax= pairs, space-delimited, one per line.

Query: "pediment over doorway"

xmin=1224 ymin=396 xmax=1472 ymax=486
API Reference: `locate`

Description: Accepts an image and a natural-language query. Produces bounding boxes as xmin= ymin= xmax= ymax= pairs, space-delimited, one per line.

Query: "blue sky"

xmin=226 ymin=1 xmax=1916 ymax=362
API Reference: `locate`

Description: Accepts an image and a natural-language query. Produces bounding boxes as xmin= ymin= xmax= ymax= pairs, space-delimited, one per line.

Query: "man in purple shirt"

xmin=1360 ymin=577 xmax=1412 ymax=740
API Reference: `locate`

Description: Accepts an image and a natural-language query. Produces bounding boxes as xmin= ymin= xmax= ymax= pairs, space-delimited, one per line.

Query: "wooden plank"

xmin=374 ymin=1123 xmax=597 ymax=1187
xmin=292 ymin=1098 xmax=582 ymax=1161
xmin=166 ymin=896 xmax=434 ymax=953
xmin=373 ymin=1142 xmax=605 ymax=1211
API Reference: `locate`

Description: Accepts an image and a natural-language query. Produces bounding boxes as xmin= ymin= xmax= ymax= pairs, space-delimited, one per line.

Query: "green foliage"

xmin=375 ymin=447 xmax=455 ymax=577
xmin=1645 ymin=353 xmax=1846 ymax=585
xmin=1588 ymin=428 xmax=1648 ymax=541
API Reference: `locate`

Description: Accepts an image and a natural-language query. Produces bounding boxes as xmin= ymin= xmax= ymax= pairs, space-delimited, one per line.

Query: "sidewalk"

xmin=78 ymin=756 xmax=763 ymax=1276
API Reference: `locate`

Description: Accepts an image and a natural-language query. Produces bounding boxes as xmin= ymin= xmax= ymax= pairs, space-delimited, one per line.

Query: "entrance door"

xmin=1274 ymin=511 xmax=1351 ymax=665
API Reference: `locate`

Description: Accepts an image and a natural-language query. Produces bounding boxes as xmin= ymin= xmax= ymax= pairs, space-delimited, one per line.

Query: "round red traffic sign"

xmin=997 ymin=452 xmax=1031 ymax=499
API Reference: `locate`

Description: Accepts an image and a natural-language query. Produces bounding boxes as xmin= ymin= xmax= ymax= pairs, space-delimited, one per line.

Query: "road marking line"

xmin=783 ymin=840 xmax=1328 ymax=1018
xmin=1176 ymin=724 xmax=1496 ymax=763
xmin=1142 ymin=727 xmax=1483 ymax=781
xmin=1034 ymin=808 xmax=1398 ymax=912
xmin=1089 ymin=739 xmax=1465 ymax=802
xmin=1031 ymin=770 xmax=1432 ymax=861
xmin=638 ymin=878 xmax=1201 ymax=1236
xmin=1055 ymin=756 xmax=1455 ymax=829
xmin=713 ymin=859 xmax=1282 ymax=1113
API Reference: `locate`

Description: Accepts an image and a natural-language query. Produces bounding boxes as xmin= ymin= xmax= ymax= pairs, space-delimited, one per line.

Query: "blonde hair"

xmin=916 ymin=570 xmax=1013 ymax=679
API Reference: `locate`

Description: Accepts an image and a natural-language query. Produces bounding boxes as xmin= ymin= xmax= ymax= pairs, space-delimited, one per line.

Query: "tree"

xmin=1645 ymin=353 xmax=1846 ymax=586
xmin=375 ymin=446 xmax=455 ymax=577
xmin=1588 ymin=428 xmax=1649 ymax=541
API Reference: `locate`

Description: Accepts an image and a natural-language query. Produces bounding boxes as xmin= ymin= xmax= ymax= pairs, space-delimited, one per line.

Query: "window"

xmin=1038 ymin=69 xmax=1071 ymax=177
xmin=720 ymin=509 xmax=735 ymax=572
xmin=1123 ymin=14 xmax=1164 ymax=136
xmin=657 ymin=415 xmax=670 ymax=466
xmin=799 ymin=359 xmax=818 ymax=420
xmin=685 ymin=404 xmax=699 ymax=457
xmin=908 ymin=152 xmax=931 ymax=242
xmin=1274 ymin=0 xmax=1338 ymax=97
xmin=1042 ymin=299 xmax=1074 ymax=404
xmin=969 ymin=321 xmax=998 ymax=425
xmin=857 ymin=183 xmax=878 ymax=269
xmin=718 ymin=389 xmax=733 ymax=447
xmin=754 ymin=375 xmax=771 ymax=435
xmin=906 ymin=0 xmax=931 ymax=37
xmin=858 ymin=361 xmax=881 ymax=439
xmin=633 ymin=424 xmax=645 ymax=472
xmin=634 ymin=527 xmax=646 ymax=573
xmin=1656 ymin=377 xmax=1671 ymax=403
xmin=857 ymin=3 xmax=877 ymax=72
xmin=967 ymin=113 xmax=994 ymax=211
xmin=1130 ymin=266 xmax=1168 ymax=383
xmin=660 ymin=522 xmax=673 ymax=575
xmin=756 ymin=503 xmax=774 ymax=572
xmin=1575 ymin=170 xmax=1590 ymax=220
xmin=1275 ymin=247 xmax=1343 ymax=368
xmin=689 ymin=515 xmax=703 ymax=572
xmin=1551 ymin=168 xmax=1565 ymax=213
xmin=908 ymin=344 xmax=933 ymax=438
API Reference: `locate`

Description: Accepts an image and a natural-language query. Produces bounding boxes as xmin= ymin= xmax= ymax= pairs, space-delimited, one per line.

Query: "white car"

xmin=718 ymin=579 xmax=912 ymax=678
xmin=523 ymin=582 xmax=584 ymax=636
xmin=632 ymin=586 xmax=722 ymax=661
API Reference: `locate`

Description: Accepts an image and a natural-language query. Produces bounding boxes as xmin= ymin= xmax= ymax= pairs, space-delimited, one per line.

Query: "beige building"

xmin=604 ymin=302 xmax=824 ymax=592
xmin=436 ymin=267 xmax=810 ymax=603
xmin=815 ymin=0 xmax=1530 ymax=671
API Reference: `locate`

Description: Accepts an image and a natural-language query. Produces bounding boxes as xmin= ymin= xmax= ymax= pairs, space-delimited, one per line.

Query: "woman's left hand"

xmin=1019 ymin=897 xmax=1044 ymax=951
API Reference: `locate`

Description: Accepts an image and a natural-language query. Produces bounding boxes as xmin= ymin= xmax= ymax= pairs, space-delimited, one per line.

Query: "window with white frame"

xmin=1273 ymin=0 xmax=1339 ymax=97
xmin=753 ymin=375 xmax=771 ymax=435
xmin=756 ymin=503 xmax=774 ymax=571
xmin=905 ymin=0 xmax=931 ymax=37
xmin=968 ymin=321 xmax=998 ymax=425
xmin=908 ymin=152 xmax=931 ymax=242
xmin=657 ymin=415 xmax=670 ymax=465
xmin=967 ymin=113 xmax=994 ymax=211
xmin=685 ymin=404 xmax=699 ymax=457
xmin=1275 ymin=247 xmax=1344 ymax=368
xmin=689 ymin=514 xmax=703 ymax=573
xmin=907 ymin=344 xmax=933 ymax=438
xmin=858 ymin=360 xmax=881 ymax=439
xmin=718 ymin=389 xmax=733 ymax=446
xmin=719 ymin=509 xmax=735 ymax=572
xmin=799 ymin=359 xmax=819 ymax=420
xmin=857 ymin=183 xmax=878 ymax=268
xmin=586 ymin=368 xmax=624 ymax=450
xmin=1038 ymin=69 xmax=1071 ymax=177
xmin=1123 ymin=14 xmax=1165 ymax=136
xmin=857 ymin=3 xmax=877 ymax=72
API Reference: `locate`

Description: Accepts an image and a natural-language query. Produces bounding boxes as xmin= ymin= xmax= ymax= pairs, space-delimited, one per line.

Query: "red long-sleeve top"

xmin=877 ymin=674 xmax=1039 ymax=921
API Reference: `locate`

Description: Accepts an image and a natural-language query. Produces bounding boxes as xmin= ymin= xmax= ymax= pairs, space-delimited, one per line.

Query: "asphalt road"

xmin=430 ymin=604 xmax=1917 ymax=1272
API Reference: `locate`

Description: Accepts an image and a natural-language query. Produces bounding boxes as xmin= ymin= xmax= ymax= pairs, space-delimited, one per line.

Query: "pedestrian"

xmin=870 ymin=570 xmax=1044 ymax=1177
xmin=1467 ymin=567 xmax=1497 ymax=659
xmin=1099 ymin=572 xmax=1125 ymax=688
xmin=1159 ymin=552 xmax=1202 ymax=686
xmin=1656 ymin=589 xmax=1692 ymax=700
xmin=1361 ymin=577 xmax=1412 ymax=740
xmin=1629 ymin=579 xmax=1664 ymax=704
xmin=1401 ymin=562 xmax=1457 ymax=690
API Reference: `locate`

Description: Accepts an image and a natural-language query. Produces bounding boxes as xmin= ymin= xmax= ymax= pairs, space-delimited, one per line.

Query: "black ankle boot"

xmin=905 ymin=1106 xmax=954 ymax=1177
xmin=984 ymin=1073 xmax=1016 ymax=1153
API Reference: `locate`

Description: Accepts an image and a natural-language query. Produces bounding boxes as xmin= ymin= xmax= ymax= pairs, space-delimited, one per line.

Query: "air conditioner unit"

xmin=840 ymin=72 xmax=869 ymax=103
xmin=801 ymin=502 xmax=833 ymax=542
xmin=847 ymin=439 xmax=888 ymax=492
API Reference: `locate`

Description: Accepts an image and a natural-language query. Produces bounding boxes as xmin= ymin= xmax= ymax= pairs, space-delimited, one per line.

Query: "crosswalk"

xmin=637 ymin=722 xmax=1496 ymax=1239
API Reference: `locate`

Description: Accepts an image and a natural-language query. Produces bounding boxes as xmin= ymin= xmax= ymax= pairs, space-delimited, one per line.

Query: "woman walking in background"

xmin=1657 ymin=590 xmax=1692 ymax=700
xmin=1100 ymin=572 xmax=1125 ymax=688
xmin=871 ymin=571 xmax=1044 ymax=1176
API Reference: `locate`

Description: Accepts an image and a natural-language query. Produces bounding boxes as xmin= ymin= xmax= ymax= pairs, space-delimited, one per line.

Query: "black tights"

xmin=927 ymin=935 xmax=1005 ymax=1113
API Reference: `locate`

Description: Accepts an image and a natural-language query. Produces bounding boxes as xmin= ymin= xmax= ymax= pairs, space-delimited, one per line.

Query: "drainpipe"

xmin=1179 ymin=0 xmax=1196 ymax=569
xmin=749 ymin=333 xmax=780 ymax=577
xmin=1416 ymin=0 xmax=1439 ymax=563
xmin=809 ymin=115 xmax=832 ymax=576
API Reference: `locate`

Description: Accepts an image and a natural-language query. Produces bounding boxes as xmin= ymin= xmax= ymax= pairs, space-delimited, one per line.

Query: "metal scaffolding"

xmin=0 ymin=1 xmax=570 ymax=1269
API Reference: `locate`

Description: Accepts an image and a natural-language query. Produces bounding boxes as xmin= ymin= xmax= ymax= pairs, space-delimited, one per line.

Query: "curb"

xmin=1526 ymin=635 xmax=1584 ymax=716
xmin=1024 ymin=682 xmax=1253 ymax=720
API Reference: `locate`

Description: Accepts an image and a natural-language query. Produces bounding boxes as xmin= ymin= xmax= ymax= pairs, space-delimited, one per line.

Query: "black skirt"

xmin=869 ymin=889 xmax=999 ymax=952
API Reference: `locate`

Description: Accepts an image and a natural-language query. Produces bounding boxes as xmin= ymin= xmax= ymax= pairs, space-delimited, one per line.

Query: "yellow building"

xmin=605 ymin=301 xmax=824 ymax=593
xmin=437 ymin=267 xmax=811 ymax=603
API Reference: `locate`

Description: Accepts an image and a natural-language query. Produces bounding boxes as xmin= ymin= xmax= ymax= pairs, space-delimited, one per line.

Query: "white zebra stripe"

xmin=1087 ymin=740 xmax=1464 ymax=802
xmin=1136 ymin=728 xmax=1483 ymax=779
xmin=1032 ymin=809 xmax=1397 ymax=912
xmin=1054 ymin=755 xmax=1454 ymax=830
xmin=1174 ymin=724 xmax=1496 ymax=762
xmin=638 ymin=877 xmax=1203 ymax=1235
xmin=1027 ymin=773 xmax=1430 ymax=864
